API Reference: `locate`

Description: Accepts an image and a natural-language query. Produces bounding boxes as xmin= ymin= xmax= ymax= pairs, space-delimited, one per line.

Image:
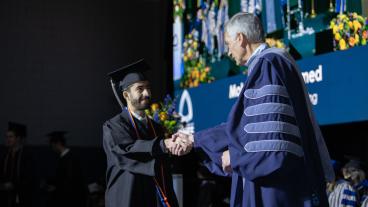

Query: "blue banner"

xmin=175 ymin=46 xmax=368 ymax=132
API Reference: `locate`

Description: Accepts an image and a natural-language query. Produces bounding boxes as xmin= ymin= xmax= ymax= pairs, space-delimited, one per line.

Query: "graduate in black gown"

xmin=0 ymin=122 xmax=34 ymax=207
xmin=46 ymin=131 xmax=86 ymax=207
xmin=103 ymin=59 xmax=180 ymax=207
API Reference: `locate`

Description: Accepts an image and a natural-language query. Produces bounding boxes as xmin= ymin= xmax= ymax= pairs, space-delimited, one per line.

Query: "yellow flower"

xmin=335 ymin=33 xmax=341 ymax=41
xmin=353 ymin=20 xmax=361 ymax=32
xmin=333 ymin=25 xmax=339 ymax=34
xmin=362 ymin=39 xmax=367 ymax=45
xmin=200 ymin=73 xmax=206 ymax=82
xmin=355 ymin=34 xmax=360 ymax=44
xmin=151 ymin=103 xmax=159 ymax=112
xmin=330 ymin=21 xmax=335 ymax=29
xmin=159 ymin=112 xmax=168 ymax=121
xmin=193 ymin=41 xmax=198 ymax=49
xmin=187 ymin=49 xmax=193 ymax=57
xmin=183 ymin=55 xmax=188 ymax=62
xmin=338 ymin=23 xmax=344 ymax=30
xmin=348 ymin=37 xmax=355 ymax=47
xmin=339 ymin=39 xmax=347 ymax=50
xmin=338 ymin=14 xmax=347 ymax=20
xmin=191 ymin=70 xmax=199 ymax=78
xmin=145 ymin=109 xmax=150 ymax=115
xmin=348 ymin=21 xmax=353 ymax=29
xmin=353 ymin=12 xmax=358 ymax=19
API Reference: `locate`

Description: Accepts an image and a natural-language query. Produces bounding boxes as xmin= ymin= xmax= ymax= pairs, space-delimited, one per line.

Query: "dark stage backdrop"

xmin=0 ymin=0 xmax=172 ymax=147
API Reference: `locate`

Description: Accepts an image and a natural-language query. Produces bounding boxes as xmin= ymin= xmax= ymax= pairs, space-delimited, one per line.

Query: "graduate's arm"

xmin=228 ymin=58 xmax=304 ymax=181
xmin=193 ymin=123 xmax=231 ymax=177
xmin=103 ymin=120 xmax=167 ymax=176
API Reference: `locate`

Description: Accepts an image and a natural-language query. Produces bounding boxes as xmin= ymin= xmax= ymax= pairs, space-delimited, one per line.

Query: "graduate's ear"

xmin=122 ymin=90 xmax=130 ymax=102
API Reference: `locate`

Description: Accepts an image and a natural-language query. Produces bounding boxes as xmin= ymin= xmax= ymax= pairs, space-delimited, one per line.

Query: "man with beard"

xmin=102 ymin=59 xmax=185 ymax=207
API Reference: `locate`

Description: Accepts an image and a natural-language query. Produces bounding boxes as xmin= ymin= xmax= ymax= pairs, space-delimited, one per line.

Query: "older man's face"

xmin=224 ymin=32 xmax=247 ymax=66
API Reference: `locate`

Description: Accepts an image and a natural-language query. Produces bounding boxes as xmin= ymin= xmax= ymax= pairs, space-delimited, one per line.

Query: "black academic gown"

xmin=0 ymin=147 xmax=34 ymax=207
xmin=102 ymin=109 xmax=179 ymax=207
xmin=50 ymin=150 xmax=86 ymax=207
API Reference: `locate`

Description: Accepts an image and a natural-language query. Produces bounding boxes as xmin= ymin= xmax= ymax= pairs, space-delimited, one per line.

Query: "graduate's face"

xmin=5 ymin=131 xmax=20 ymax=148
xmin=124 ymin=81 xmax=152 ymax=111
xmin=225 ymin=32 xmax=248 ymax=65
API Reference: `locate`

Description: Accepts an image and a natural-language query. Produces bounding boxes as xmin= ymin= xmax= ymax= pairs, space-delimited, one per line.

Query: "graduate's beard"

xmin=130 ymin=96 xmax=151 ymax=111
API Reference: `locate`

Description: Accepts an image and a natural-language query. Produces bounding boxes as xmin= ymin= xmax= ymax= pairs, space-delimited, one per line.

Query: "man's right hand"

xmin=165 ymin=132 xmax=194 ymax=156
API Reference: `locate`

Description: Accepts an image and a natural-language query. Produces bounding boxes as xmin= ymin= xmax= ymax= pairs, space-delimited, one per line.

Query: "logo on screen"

xmin=178 ymin=90 xmax=195 ymax=132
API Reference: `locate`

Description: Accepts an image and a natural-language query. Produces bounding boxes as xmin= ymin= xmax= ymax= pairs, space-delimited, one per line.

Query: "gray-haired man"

xmin=174 ymin=12 xmax=334 ymax=207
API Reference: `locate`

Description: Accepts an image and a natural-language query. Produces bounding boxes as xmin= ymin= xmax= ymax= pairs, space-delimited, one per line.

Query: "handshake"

xmin=162 ymin=131 xmax=231 ymax=173
xmin=163 ymin=131 xmax=194 ymax=156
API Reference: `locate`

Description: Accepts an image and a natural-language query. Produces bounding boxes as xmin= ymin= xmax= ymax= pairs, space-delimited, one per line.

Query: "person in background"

xmin=327 ymin=160 xmax=357 ymax=207
xmin=343 ymin=159 xmax=368 ymax=206
xmin=0 ymin=122 xmax=34 ymax=207
xmin=46 ymin=131 xmax=86 ymax=207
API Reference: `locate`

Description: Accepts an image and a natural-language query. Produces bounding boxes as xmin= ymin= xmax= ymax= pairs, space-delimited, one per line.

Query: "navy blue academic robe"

xmin=194 ymin=47 xmax=333 ymax=207
xmin=102 ymin=109 xmax=179 ymax=207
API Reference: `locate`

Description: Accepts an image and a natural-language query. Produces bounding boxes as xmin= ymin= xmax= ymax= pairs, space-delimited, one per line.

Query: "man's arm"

xmin=173 ymin=123 xmax=231 ymax=177
xmin=103 ymin=121 xmax=178 ymax=176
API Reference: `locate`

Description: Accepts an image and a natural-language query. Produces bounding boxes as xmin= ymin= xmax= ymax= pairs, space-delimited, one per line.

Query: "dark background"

xmin=0 ymin=0 xmax=367 ymax=206
xmin=0 ymin=1 xmax=173 ymax=204
xmin=0 ymin=0 xmax=172 ymax=147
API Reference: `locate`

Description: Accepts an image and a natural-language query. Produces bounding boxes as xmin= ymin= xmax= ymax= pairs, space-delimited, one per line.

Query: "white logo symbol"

xmin=179 ymin=90 xmax=193 ymax=123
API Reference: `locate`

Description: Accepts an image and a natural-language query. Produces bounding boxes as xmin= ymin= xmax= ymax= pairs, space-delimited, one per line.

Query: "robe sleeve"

xmin=227 ymin=57 xmax=305 ymax=181
xmin=103 ymin=119 xmax=164 ymax=176
xmin=194 ymin=123 xmax=231 ymax=177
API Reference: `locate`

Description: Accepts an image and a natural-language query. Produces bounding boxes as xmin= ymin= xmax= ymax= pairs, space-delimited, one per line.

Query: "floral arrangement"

xmin=180 ymin=29 xmax=215 ymax=88
xmin=173 ymin=0 xmax=185 ymax=19
xmin=330 ymin=12 xmax=368 ymax=50
xmin=265 ymin=38 xmax=286 ymax=49
xmin=145 ymin=95 xmax=182 ymax=135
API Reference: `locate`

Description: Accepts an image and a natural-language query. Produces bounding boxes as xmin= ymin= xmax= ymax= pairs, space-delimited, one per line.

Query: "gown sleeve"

xmin=227 ymin=57 xmax=305 ymax=181
xmin=194 ymin=123 xmax=231 ymax=177
xmin=103 ymin=119 xmax=165 ymax=176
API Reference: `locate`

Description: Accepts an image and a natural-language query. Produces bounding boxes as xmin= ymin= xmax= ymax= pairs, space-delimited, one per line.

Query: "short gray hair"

xmin=224 ymin=12 xmax=265 ymax=43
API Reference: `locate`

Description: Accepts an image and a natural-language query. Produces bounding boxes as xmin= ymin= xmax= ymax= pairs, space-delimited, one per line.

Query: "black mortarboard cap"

xmin=108 ymin=59 xmax=150 ymax=91
xmin=107 ymin=59 xmax=150 ymax=108
xmin=47 ymin=131 xmax=67 ymax=144
xmin=8 ymin=122 xmax=27 ymax=138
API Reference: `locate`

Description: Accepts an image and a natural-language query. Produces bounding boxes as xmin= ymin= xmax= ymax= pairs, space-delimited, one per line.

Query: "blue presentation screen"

xmin=175 ymin=46 xmax=368 ymax=132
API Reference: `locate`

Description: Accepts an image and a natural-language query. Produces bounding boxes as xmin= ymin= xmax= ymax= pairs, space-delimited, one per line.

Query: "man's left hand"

xmin=221 ymin=150 xmax=232 ymax=173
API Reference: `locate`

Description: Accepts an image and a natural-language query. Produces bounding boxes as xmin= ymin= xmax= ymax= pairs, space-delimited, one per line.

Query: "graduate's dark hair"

xmin=121 ymin=85 xmax=133 ymax=106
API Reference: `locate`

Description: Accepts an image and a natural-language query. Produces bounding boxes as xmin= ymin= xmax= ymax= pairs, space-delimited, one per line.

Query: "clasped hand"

xmin=164 ymin=132 xmax=194 ymax=156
